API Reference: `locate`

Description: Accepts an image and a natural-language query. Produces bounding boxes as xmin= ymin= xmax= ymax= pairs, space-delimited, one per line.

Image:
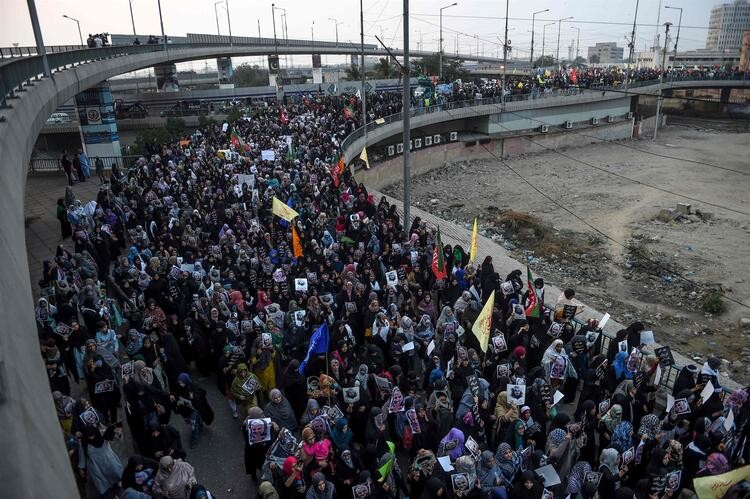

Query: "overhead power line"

xmin=412 ymin=13 xmax=712 ymax=30
xmin=475 ymin=142 xmax=750 ymax=311
xmin=502 ymin=109 xmax=750 ymax=177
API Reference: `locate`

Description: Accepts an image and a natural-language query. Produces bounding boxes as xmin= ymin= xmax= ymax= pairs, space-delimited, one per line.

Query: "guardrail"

xmin=0 ymin=44 xmax=86 ymax=59
xmin=28 ymin=155 xmax=141 ymax=175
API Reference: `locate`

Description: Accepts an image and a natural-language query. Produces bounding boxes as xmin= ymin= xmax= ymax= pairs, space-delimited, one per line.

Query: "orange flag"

xmin=292 ymin=225 xmax=304 ymax=258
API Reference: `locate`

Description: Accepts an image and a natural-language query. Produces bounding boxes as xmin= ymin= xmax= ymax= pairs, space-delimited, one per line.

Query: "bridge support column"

xmin=154 ymin=63 xmax=179 ymax=92
xmin=74 ymin=82 xmax=123 ymax=166
xmin=720 ymin=87 xmax=731 ymax=103
xmin=217 ymin=57 xmax=234 ymax=89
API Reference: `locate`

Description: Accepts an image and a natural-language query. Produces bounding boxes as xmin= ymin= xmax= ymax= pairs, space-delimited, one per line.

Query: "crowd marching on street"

xmin=39 ymin=70 xmax=750 ymax=499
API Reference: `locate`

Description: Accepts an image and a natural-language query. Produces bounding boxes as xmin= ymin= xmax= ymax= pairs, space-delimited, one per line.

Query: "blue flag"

xmin=298 ymin=322 xmax=329 ymax=375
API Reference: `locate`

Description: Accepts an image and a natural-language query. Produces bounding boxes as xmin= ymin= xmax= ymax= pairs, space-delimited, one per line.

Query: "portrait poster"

xmin=406 ymin=408 xmax=421 ymax=434
xmin=507 ymin=384 xmax=526 ymax=405
xmin=247 ymin=417 xmax=272 ymax=444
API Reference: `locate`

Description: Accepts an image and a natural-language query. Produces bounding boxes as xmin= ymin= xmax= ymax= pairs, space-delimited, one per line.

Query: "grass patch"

xmin=494 ymin=210 xmax=600 ymax=259
xmin=701 ymin=291 xmax=726 ymax=315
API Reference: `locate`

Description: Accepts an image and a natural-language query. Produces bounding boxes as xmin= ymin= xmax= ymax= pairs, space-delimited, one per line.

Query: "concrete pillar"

xmin=217 ymin=57 xmax=235 ymax=89
xmin=312 ymin=54 xmax=323 ymax=84
xmin=720 ymin=87 xmax=731 ymax=103
xmin=74 ymin=82 xmax=123 ymax=165
xmin=153 ymin=63 xmax=179 ymax=92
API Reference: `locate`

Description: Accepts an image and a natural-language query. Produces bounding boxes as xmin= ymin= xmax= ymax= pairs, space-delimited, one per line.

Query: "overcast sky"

xmin=1 ymin=0 xmax=718 ymax=59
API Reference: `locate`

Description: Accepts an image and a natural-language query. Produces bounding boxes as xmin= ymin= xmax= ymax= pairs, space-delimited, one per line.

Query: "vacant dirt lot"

xmin=385 ymin=120 xmax=750 ymax=384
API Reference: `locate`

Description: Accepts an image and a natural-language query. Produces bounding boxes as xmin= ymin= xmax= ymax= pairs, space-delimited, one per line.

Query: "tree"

xmin=230 ymin=63 xmax=269 ymax=87
xmin=412 ymin=53 xmax=467 ymax=82
xmin=344 ymin=64 xmax=361 ymax=81
xmin=533 ymin=55 xmax=555 ymax=68
xmin=573 ymin=56 xmax=587 ymax=66
xmin=589 ymin=54 xmax=600 ymax=64
xmin=373 ymin=57 xmax=399 ymax=79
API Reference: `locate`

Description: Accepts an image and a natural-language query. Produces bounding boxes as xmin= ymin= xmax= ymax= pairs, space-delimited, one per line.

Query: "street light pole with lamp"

xmin=328 ymin=18 xmax=343 ymax=47
xmin=128 ymin=0 xmax=137 ymax=36
xmin=571 ymin=26 xmax=580 ymax=61
xmin=439 ymin=2 xmax=457 ymax=81
xmin=501 ymin=0 xmax=510 ymax=107
xmin=556 ymin=16 xmax=573 ymax=65
xmin=541 ymin=22 xmax=554 ymax=66
xmin=665 ymin=5 xmax=683 ymax=64
xmin=214 ymin=1 xmax=223 ymax=36
xmin=530 ymin=8 xmax=549 ymax=68
xmin=62 ymin=14 xmax=83 ymax=46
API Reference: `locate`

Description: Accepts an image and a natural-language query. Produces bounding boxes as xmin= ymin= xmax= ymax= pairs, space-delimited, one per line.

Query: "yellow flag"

xmin=469 ymin=218 xmax=478 ymax=262
xmin=272 ymin=197 xmax=299 ymax=222
xmin=360 ymin=146 xmax=370 ymax=169
xmin=472 ymin=290 xmax=495 ymax=353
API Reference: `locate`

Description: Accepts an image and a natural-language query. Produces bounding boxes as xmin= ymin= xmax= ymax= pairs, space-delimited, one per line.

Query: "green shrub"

xmin=701 ymin=291 xmax=726 ymax=315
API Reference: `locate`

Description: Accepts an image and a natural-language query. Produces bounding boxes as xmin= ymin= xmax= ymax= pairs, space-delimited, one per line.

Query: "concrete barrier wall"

xmin=359 ymin=121 xmax=634 ymax=190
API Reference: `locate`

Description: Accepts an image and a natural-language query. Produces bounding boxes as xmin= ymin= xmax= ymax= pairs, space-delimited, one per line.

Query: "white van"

xmin=46 ymin=112 xmax=70 ymax=124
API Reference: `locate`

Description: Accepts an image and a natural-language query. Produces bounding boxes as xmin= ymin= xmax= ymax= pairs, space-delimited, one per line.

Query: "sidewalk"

xmin=25 ymin=174 xmax=102 ymax=289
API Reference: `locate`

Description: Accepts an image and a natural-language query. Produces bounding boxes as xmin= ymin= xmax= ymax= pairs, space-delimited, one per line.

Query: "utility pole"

xmin=402 ymin=0 xmax=411 ymax=230
xmin=258 ymin=19 xmax=261 ymax=38
xmin=329 ymin=18 xmax=342 ymax=47
xmin=361 ymin=0 xmax=367 ymax=144
xmin=542 ymin=22 xmax=554 ymax=66
xmin=653 ymin=22 xmax=671 ymax=141
xmin=157 ymin=0 xmax=166 ymax=48
xmin=625 ymin=0 xmax=640 ymax=90
xmin=272 ymin=4 xmax=278 ymax=55
xmin=439 ymin=3 xmax=457 ymax=81
xmin=501 ymin=0 xmax=509 ymax=107
xmin=27 ymin=0 xmax=49 ymax=76
xmin=571 ymin=26 xmax=580 ymax=61
xmin=530 ymin=9 xmax=549 ymax=68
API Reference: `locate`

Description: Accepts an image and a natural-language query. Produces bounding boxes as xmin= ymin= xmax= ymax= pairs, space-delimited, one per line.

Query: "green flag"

xmin=377 ymin=441 xmax=396 ymax=480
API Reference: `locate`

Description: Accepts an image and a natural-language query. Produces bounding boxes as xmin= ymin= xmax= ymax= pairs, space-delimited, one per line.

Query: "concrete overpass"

xmin=340 ymin=78 xmax=750 ymax=164
xmin=0 ymin=34 xmax=748 ymax=494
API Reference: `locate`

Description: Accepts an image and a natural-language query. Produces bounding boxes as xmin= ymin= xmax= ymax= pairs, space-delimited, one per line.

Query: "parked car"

xmin=45 ymin=112 xmax=71 ymax=124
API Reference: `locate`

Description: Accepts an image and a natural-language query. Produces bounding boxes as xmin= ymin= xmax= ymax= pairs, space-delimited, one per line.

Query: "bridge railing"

xmin=28 ymin=155 xmax=141 ymax=175
xmin=341 ymin=87 xmax=592 ymax=152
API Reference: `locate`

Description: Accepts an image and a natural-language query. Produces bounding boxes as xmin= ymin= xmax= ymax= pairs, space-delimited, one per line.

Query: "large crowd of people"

xmin=37 ymin=81 xmax=749 ymax=499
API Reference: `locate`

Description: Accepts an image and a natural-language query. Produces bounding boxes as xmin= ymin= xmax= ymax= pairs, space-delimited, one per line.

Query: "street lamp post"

xmin=439 ymin=2 xmax=457 ymax=81
xmin=530 ymin=9 xmax=549 ymax=68
xmin=27 ymin=0 xmax=50 ymax=76
xmin=571 ymin=26 xmax=580 ymax=62
xmin=62 ymin=14 xmax=83 ymax=46
xmin=311 ymin=21 xmax=315 ymax=45
xmin=541 ymin=22 xmax=554 ymax=67
xmin=329 ymin=18 xmax=342 ymax=47
xmin=225 ymin=0 xmax=233 ymax=46
xmin=129 ymin=0 xmax=136 ymax=36
xmin=214 ymin=1 xmax=222 ymax=36
xmin=556 ymin=16 xmax=573 ymax=65
xmin=665 ymin=5 xmax=683 ymax=64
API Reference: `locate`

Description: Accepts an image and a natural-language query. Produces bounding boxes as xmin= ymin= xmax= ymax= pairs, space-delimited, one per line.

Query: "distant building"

xmin=587 ymin=42 xmax=624 ymax=63
xmin=706 ymin=0 xmax=750 ymax=50
xmin=674 ymin=48 xmax=740 ymax=68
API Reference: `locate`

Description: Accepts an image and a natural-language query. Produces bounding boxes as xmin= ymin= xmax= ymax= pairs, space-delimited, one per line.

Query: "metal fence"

xmin=28 ymin=155 xmax=141 ymax=174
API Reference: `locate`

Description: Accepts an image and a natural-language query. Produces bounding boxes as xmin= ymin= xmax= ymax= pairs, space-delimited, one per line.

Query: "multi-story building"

xmin=587 ymin=42 xmax=625 ymax=63
xmin=706 ymin=0 xmax=750 ymax=50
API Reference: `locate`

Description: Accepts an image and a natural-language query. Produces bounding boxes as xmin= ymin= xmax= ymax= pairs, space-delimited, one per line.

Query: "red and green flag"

xmin=230 ymin=128 xmax=250 ymax=153
xmin=431 ymin=227 xmax=447 ymax=280
xmin=525 ymin=265 xmax=541 ymax=318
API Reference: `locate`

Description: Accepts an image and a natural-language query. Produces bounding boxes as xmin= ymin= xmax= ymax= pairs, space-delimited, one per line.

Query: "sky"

xmin=1 ymin=0 xmax=719 ymax=62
